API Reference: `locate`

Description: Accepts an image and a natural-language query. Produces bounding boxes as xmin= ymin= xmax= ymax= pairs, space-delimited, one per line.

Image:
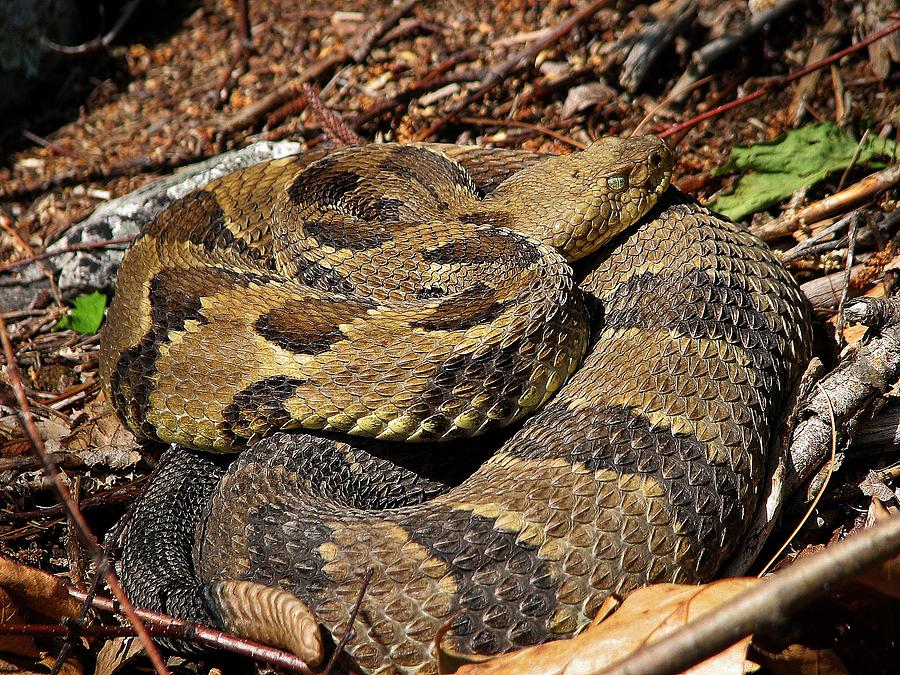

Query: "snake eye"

xmin=608 ymin=175 xmax=628 ymax=192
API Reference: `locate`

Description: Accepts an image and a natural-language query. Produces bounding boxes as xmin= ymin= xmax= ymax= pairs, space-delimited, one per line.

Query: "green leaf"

xmin=709 ymin=122 xmax=897 ymax=221
xmin=54 ymin=291 xmax=108 ymax=334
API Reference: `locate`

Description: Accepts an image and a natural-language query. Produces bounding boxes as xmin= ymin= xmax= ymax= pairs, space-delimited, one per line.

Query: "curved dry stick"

xmin=42 ymin=0 xmax=142 ymax=54
xmin=0 ymin=315 xmax=170 ymax=675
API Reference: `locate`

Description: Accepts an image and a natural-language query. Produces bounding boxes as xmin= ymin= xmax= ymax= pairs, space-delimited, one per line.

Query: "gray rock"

xmin=1 ymin=141 xmax=302 ymax=314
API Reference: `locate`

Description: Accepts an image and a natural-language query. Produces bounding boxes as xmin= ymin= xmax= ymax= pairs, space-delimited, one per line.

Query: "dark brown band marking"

xmin=510 ymin=401 xmax=744 ymax=578
xmin=408 ymin=338 xmax=528 ymax=441
xmin=415 ymin=285 xmax=447 ymax=300
xmin=377 ymin=145 xmax=478 ymax=204
xmin=412 ymin=283 xmax=510 ymax=332
xmin=301 ymin=217 xmax=395 ymax=251
xmin=423 ymin=230 xmax=539 ymax=267
xmin=602 ymin=267 xmax=785 ymax=393
xmin=110 ymin=266 xmax=245 ymax=441
xmin=148 ymin=267 xmax=225 ymax=331
xmin=254 ymin=297 xmax=374 ymax=355
xmin=145 ymin=190 xmax=272 ymax=266
xmin=287 ymin=157 xmax=408 ymax=250
xmin=288 ymin=164 xmax=362 ymax=209
xmin=296 ymin=259 xmax=355 ymax=296
xmin=221 ymin=375 xmax=309 ymax=441
xmin=400 ymin=507 xmax=558 ymax=654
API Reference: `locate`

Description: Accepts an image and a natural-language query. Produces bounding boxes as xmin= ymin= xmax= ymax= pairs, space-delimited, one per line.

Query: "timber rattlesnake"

xmin=100 ymin=137 xmax=811 ymax=672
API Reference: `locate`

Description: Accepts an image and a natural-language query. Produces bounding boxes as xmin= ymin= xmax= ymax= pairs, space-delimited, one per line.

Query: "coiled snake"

xmin=100 ymin=137 xmax=812 ymax=673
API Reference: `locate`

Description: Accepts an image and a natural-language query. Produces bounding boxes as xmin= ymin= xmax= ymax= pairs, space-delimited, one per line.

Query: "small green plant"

xmin=54 ymin=291 xmax=108 ymax=335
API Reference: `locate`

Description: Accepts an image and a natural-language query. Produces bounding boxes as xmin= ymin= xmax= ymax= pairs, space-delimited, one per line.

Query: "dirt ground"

xmin=1 ymin=0 xmax=899 ymax=673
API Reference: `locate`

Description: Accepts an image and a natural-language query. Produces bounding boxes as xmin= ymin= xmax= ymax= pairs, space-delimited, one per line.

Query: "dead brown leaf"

xmin=94 ymin=637 xmax=144 ymax=675
xmin=854 ymin=504 xmax=900 ymax=600
xmin=58 ymin=398 xmax=141 ymax=469
xmin=0 ymin=587 xmax=39 ymax=659
xmin=0 ymin=654 xmax=82 ymax=675
xmin=560 ymin=82 xmax=615 ymax=118
xmin=0 ymin=556 xmax=81 ymax=621
xmin=0 ymin=556 xmax=84 ymax=673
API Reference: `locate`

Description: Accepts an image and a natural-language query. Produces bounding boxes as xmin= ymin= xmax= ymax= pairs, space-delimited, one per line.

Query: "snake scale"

xmin=100 ymin=137 xmax=812 ymax=673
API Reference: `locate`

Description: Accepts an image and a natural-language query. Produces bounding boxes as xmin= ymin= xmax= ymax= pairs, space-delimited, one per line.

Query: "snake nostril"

xmin=649 ymin=152 xmax=662 ymax=168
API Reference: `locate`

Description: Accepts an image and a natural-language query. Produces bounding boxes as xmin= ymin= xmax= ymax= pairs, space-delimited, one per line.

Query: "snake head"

xmin=491 ymin=135 xmax=673 ymax=261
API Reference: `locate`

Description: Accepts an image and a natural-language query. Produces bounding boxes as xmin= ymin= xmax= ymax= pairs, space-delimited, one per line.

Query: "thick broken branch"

xmin=787 ymin=297 xmax=900 ymax=498
xmin=671 ymin=0 xmax=806 ymax=96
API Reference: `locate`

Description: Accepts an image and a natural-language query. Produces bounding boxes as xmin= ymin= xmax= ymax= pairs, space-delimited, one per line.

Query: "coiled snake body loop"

xmin=102 ymin=137 xmax=812 ymax=673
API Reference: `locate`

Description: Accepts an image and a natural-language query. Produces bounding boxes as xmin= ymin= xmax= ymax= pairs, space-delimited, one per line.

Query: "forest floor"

xmin=1 ymin=0 xmax=899 ymax=673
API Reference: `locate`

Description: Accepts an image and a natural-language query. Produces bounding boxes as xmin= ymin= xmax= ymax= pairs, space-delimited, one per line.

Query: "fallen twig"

xmin=0 ymin=315 xmax=169 ymax=675
xmin=322 ymin=567 xmax=374 ymax=675
xmin=632 ymin=76 xmax=715 ymax=138
xmin=799 ymin=262 xmax=867 ymax=311
xmin=754 ymin=163 xmax=900 ymax=241
xmin=21 ymin=130 xmax=78 ymax=158
xmin=66 ymin=585 xmax=315 ymax=673
xmin=213 ymin=0 xmax=258 ymax=107
xmin=0 ymin=554 xmax=314 ymax=674
xmin=301 ymin=83 xmax=365 ymax=146
xmin=757 ymin=382 xmax=838 ymax=577
xmin=234 ymin=0 xmax=255 ymax=53
xmin=834 ymin=213 xmax=864 ymax=345
xmin=0 ymin=213 xmax=62 ymax=306
xmin=780 ymin=211 xmax=857 ymax=263
xmin=350 ymin=62 xmax=484 ymax=131
xmin=0 ymin=236 xmax=134 ymax=275
xmin=0 ymin=478 xmax=147 ymax=526
xmin=790 ymin=15 xmax=843 ymax=124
